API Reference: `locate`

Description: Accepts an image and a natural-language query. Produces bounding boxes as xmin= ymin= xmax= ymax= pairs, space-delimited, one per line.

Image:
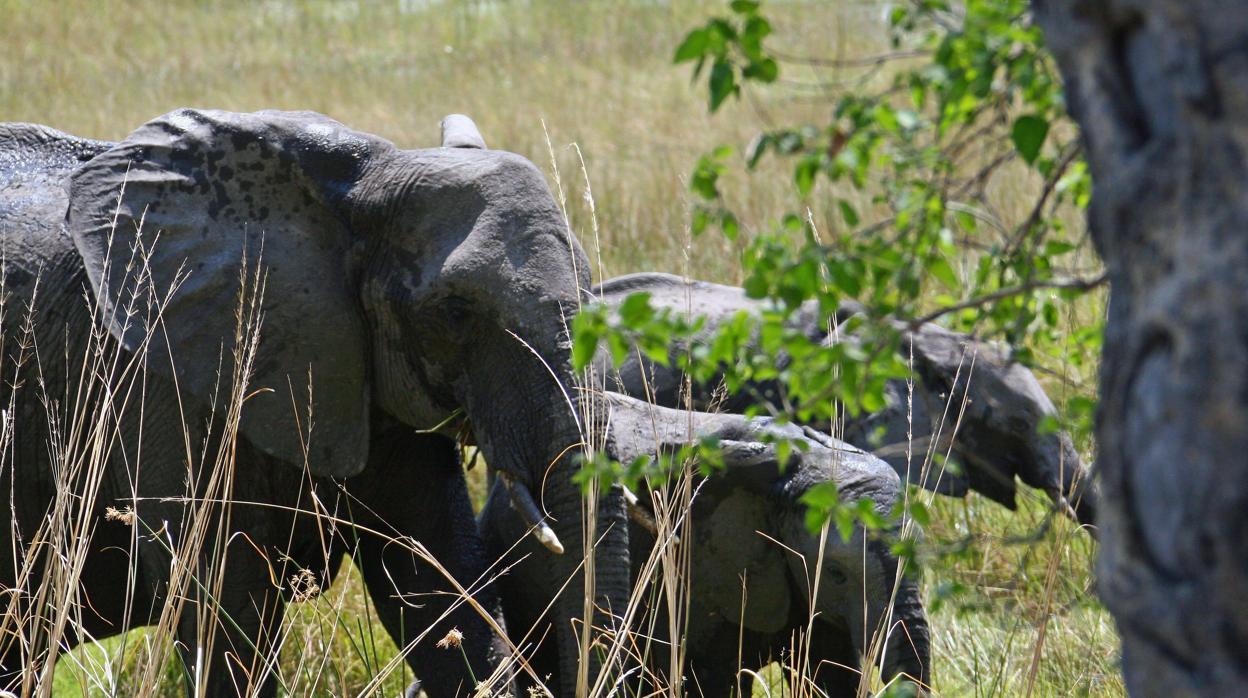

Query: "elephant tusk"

xmin=623 ymin=486 xmax=678 ymax=544
xmin=500 ymin=472 xmax=565 ymax=555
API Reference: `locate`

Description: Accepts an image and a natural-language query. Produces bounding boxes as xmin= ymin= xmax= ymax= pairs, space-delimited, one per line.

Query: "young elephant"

xmin=0 ymin=113 xmax=628 ymax=696
xmin=591 ymin=272 xmax=1097 ymax=527
xmin=483 ymin=393 xmax=930 ymax=696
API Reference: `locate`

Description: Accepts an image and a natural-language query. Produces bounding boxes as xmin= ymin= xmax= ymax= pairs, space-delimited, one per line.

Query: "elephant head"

xmin=64 ymin=109 xmax=626 ymax=693
xmin=605 ymin=393 xmax=930 ymax=692
xmin=591 ymin=272 xmax=1097 ymax=530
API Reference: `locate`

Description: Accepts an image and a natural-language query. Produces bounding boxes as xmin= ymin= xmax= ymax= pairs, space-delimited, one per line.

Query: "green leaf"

xmin=834 ymin=507 xmax=856 ymax=542
xmin=740 ymin=16 xmax=773 ymax=59
xmin=854 ymin=498 xmax=887 ymax=530
xmin=794 ymin=157 xmax=819 ymax=198
xmin=742 ymin=57 xmax=779 ymax=83
xmin=730 ymin=0 xmax=760 ymax=13
xmin=571 ymin=313 xmax=601 ymax=372
xmin=690 ymin=155 xmax=721 ymax=199
xmin=1011 ymin=114 xmax=1049 ymax=164
xmin=617 ymin=292 xmax=654 ymax=326
xmin=606 ymin=332 xmax=631 ymax=368
xmin=799 ymin=482 xmax=841 ymax=535
xmin=838 ymin=200 xmax=860 ymax=228
xmin=1036 ymin=413 xmax=1061 ymax=436
xmin=708 ymin=60 xmax=737 ymax=112
xmin=929 ymin=254 xmax=959 ymax=290
xmin=907 ymin=500 xmax=931 ymax=527
xmin=721 ymin=210 xmax=740 ymax=241
xmin=746 ymin=133 xmax=770 ymax=168
xmin=1043 ymin=240 xmax=1076 ymax=256
xmin=691 ymin=206 xmax=712 ymax=236
xmin=673 ymin=27 xmax=708 ymax=63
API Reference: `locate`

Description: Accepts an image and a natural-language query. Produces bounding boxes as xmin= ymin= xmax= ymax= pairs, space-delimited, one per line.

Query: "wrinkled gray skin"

xmin=0 ymin=113 xmax=627 ymax=697
xmin=593 ymin=272 xmax=1097 ymax=527
xmin=483 ymin=393 xmax=930 ymax=696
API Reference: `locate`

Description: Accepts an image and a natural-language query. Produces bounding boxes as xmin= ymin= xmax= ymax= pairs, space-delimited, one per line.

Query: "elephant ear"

xmin=67 ymin=109 xmax=377 ymax=478
xmin=694 ymin=485 xmax=792 ymax=634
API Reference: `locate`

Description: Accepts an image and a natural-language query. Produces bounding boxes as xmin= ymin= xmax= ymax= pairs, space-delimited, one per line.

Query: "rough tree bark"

xmin=1033 ymin=1 xmax=1248 ymax=694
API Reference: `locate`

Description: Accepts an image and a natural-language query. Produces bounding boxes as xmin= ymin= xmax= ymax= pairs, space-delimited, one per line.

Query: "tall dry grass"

xmin=1 ymin=1 xmax=1118 ymax=696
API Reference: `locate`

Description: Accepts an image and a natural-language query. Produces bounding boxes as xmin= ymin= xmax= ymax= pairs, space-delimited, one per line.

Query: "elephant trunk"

xmin=544 ymin=461 xmax=629 ymax=697
xmin=1058 ymin=436 xmax=1099 ymax=529
xmin=880 ymin=569 xmax=931 ymax=691
xmin=467 ymin=338 xmax=628 ymax=697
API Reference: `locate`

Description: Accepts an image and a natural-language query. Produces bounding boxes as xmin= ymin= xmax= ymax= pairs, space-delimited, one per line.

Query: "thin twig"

xmin=771 ymin=48 xmax=931 ymax=68
xmin=909 ymin=273 xmax=1108 ymax=328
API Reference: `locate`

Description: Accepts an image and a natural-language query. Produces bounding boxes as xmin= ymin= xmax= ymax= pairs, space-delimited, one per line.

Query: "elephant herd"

xmin=0 ymin=110 xmax=1095 ymax=696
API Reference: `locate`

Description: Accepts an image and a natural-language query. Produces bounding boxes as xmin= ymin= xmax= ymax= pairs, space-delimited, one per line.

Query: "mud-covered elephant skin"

xmin=591 ymin=272 xmax=1097 ymax=527
xmin=0 ymin=113 xmax=627 ymax=696
xmin=483 ymin=393 xmax=930 ymax=696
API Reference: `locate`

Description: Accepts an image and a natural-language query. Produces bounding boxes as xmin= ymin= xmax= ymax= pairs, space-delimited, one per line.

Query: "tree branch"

xmin=770 ymin=49 xmax=931 ymax=68
xmin=908 ymin=273 xmax=1108 ymax=328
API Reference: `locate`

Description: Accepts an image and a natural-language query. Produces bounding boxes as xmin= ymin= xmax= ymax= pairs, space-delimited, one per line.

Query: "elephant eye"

xmin=443 ymin=297 xmax=473 ymax=329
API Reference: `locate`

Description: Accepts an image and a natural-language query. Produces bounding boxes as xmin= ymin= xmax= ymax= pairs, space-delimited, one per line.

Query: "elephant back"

xmin=0 ymin=123 xmax=112 ymax=186
xmin=0 ymin=123 xmax=113 ymax=349
xmin=1 ymin=123 xmax=112 ymax=259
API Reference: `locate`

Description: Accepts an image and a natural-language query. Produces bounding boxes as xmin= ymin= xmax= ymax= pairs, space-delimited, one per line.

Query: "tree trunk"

xmin=1033 ymin=1 xmax=1248 ymax=693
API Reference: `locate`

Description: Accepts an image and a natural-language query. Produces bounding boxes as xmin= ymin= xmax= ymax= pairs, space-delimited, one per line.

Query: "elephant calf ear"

xmin=67 ymin=108 xmax=373 ymax=478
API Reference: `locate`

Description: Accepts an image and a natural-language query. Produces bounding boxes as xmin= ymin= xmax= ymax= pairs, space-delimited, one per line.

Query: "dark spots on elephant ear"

xmin=207 ymin=180 xmax=230 ymax=219
xmin=231 ymin=132 xmax=253 ymax=150
xmin=168 ymin=145 xmax=197 ymax=168
xmin=257 ymin=207 xmax=270 ymax=221
xmin=219 ymin=165 xmax=235 ymax=181
xmin=191 ymin=168 xmax=210 ymax=193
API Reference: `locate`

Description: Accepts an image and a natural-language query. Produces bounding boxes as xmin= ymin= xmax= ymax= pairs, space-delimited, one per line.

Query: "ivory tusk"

xmin=500 ymin=472 xmax=565 ymax=555
xmin=623 ymin=486 xmax=677 ymax=544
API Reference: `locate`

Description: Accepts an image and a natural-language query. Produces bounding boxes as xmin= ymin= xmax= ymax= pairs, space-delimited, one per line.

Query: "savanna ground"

xmin=0 ymin=0 xmax=1119 ymax=695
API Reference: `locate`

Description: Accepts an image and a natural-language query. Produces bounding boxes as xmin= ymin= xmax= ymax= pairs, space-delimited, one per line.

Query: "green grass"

xmin=1 ymin=1 xmax=1119 ymax=695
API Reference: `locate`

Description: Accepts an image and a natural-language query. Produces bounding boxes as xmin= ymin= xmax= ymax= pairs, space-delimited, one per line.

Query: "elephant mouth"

xmin=496 ymin=470 xmax=565 ymax=554
xmin=441 ymin=412 xmax=565 ymax=554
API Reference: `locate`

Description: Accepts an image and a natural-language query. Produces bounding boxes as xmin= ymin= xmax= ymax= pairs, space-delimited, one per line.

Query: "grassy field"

xmin=1 ymin=0 xmax=1118 ymax=695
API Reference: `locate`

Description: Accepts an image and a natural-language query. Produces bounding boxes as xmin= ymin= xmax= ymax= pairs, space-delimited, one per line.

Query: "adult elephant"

xmin=592 ymin=272 xmax=1098 ymax=528
xmin=483 ymin=392 xmax=930 ymax=696
xmin=0 ymin=112 xmax=626 ymax=696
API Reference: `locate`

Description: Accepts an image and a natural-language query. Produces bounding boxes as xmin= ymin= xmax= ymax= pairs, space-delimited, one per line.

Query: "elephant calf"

xmin=482 ymin=392 xmax=930 ymax=696
xmin=592 ymin=272 xmax=1098 ymax=527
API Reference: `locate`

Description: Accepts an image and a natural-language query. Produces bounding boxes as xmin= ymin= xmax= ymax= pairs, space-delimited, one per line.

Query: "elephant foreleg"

xmin=350 ymin=430 xmax=510 ymax=698
xmin=806 ymin=620 xmax=868 ymax=697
